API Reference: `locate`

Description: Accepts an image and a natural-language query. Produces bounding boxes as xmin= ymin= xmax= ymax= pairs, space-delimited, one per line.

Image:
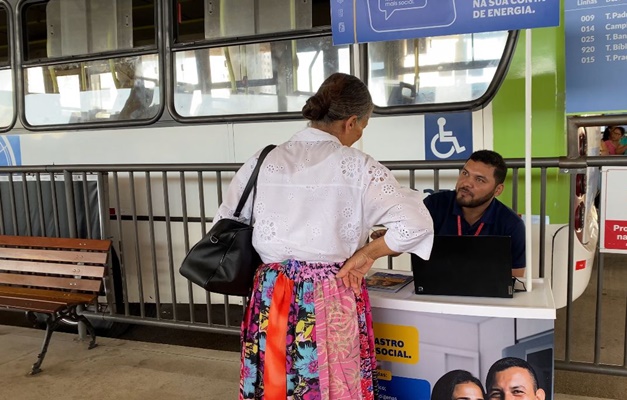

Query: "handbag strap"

xmin=233 ymin=144 xmax=276 ymax=218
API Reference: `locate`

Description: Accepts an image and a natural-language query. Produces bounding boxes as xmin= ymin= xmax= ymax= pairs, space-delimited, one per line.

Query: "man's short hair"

xmin=485 ymin=357 xmax=540 ymax=393
xmin=468 ymin=150 xmax=507 ymax=185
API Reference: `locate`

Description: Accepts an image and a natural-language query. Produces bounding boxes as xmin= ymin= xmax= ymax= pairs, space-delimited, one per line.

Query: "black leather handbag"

xmin=179 ymin=145 xmax=276 ymax=296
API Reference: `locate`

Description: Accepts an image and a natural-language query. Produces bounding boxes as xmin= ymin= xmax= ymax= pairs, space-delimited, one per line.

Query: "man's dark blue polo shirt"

xmin=423 ymin=190 xmax=525 ymax=269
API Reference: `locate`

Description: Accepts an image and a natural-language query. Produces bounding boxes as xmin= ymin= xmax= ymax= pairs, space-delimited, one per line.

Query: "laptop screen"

xmin=411 ymin=235 xmax=513 ymax=298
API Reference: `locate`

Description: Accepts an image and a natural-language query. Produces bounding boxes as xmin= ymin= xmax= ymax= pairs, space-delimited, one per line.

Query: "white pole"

xmin=525 ymin=29 xmax=533 ymax=292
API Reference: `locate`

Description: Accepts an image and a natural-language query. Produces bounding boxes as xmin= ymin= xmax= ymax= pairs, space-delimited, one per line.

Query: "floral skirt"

xmin=239 ymin=259 xmax=378 ymax=400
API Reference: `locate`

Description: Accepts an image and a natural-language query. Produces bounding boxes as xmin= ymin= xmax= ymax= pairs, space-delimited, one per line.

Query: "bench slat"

xmin=0 ymin=259 xmax=105 ymax=278
xmin=0 ymin=273 xmax=102 ymax=292
xmin=0 ymin=248 xmax=108 ymax=265
xmin=0 ymin=286 xmax=97 ymax=304
xmin=0 ymin=296 xmax=66 ymax=313
xmin=0 ymin=235 xmax=111 ymax=252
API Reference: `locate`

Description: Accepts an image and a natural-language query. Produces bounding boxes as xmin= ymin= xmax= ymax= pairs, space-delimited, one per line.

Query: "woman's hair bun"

xmin=302 ymin=95 xmax=330 ymax=121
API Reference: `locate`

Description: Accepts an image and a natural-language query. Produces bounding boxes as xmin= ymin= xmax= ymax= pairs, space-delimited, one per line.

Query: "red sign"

xmin=604 ymin=220 xmax=627 ymax=250
xmin=601 ymin=168 xmax=627 ymax=254
xmin=575 ymin=260 xmax=586 ymax=271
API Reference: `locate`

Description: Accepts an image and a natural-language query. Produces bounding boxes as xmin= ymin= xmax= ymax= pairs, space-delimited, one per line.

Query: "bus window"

xmin=23 ymin=0 xmax=156 ymax=60
xmin=367 ymin=31 xmax=509 ymax=107
xmin=173 ymin=36 xmax=349 ymax=117
xmin=171 ymin=0 xmax=339 ymax=119
xmin=0 ymin=5 xmax=7 ymax=66
xmin=174 ymin=0 xmax=329 ymax=44
xmin=24 ymin=55 xmax=160 ymax=126
xmin=0 ymin=3 xmax=12 ymax=129
xmin=21 ymin=0 xmax=161 ymax=127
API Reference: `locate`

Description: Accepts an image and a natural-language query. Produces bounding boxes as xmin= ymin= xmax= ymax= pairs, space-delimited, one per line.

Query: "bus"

xmin=0 ymin=0 xmax=599 ymax=322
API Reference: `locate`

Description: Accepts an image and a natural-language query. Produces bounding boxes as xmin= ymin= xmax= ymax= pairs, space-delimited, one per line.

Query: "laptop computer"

xmin=411 ymin=235 xmax=514 ymax=298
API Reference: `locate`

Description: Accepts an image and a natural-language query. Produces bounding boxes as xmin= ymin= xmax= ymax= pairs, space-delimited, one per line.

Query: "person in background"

xmin=423 ymin=150 xmax=525 ymax=277
xmin=617 ymin=126 xmax=627 ymax=155
xmin=431 ymin=369 xmax=486 ymax=400
xmin=600 ymin=126 xmax=627 ymax=155
xmin=214 ymin=72 xmax=434 ymax=399
xmin=485 ymin=357 xmax=546 ymax=400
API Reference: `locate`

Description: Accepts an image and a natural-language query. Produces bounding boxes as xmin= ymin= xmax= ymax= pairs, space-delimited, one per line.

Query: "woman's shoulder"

xmin=335 ymin=146 xmax=381 ymax=166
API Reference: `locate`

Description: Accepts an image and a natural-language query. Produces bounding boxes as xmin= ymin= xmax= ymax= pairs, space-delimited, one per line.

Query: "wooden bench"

xmin=0 ymin=235 xmax=111 ymax=375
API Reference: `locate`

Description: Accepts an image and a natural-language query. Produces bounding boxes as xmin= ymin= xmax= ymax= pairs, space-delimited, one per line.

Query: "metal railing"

xmin=1 ymin=156 xmax=627 ymax=376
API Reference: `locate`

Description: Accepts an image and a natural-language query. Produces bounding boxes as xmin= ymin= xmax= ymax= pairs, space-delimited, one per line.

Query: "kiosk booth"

xmin=369 ymin=273 xmax=556 ymax=399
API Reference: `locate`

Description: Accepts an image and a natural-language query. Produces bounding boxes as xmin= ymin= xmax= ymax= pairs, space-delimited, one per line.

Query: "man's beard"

xmin=455 ymin=187 xmax=495 ymax=208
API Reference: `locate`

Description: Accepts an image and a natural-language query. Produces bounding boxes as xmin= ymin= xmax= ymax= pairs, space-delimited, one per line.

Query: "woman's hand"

xmin=337 ymin=250 xmax=375 ymax=295
xmin=370 ymin=229 xmax=387 ymax=240
xmin=337 ymin=236 xmax=399 ymax=295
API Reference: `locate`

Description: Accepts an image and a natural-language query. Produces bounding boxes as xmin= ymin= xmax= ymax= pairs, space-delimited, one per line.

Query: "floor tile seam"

xmin=0 ymin=350 xmax=39 ymax=367
xmin=0 ymin=327 xmax=240 ymax=363
xmin=117 ymin=346 xmax=240 ymax=362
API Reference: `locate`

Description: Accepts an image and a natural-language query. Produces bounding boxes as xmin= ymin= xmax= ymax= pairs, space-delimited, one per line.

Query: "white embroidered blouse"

xmin=214 ymin=127 xmax=434 ymax=264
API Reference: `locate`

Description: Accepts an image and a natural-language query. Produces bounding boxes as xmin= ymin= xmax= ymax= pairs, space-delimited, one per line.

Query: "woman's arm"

xmin=336 ymin=237 xmax=399 ymax=294
xmin=615 ymin=143 xmax=627 ymax=155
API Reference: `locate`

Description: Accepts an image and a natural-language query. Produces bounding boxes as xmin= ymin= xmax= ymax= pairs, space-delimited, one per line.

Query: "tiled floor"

xmin=0 ymin=324 xmax=239 ymax=400
xmin=0 ymin=323 xmax=621 ymax=400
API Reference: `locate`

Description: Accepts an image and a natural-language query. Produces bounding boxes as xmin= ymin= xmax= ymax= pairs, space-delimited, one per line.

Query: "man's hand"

xmin=512 ymin=268 xmax=525 ymax=278
xmin=336 ymin=251 xmax=375 ymax=295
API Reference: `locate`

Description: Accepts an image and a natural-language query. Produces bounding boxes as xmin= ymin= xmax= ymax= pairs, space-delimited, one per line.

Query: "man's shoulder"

xmin=492 ymin=199 xmax=524 ymax=227
xmin=424 ymin=190 xmax=455 ymax=209
xmin=427 ymin=190 xmax=456 ymax=201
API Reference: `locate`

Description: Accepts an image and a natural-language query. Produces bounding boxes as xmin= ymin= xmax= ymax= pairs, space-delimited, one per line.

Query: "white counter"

xmin=368 ymin=269 xmax=556 ymax=320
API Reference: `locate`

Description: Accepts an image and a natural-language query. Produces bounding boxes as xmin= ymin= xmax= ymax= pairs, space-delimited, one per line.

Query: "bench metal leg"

xmin=76 ymin=314 xmax=98 ymax=350
xmin=76 ymin=304 xmax=87 ymax=341
xmin=25 ymin=311 xmax=39 ymax=327
xmin=30 ymin=314 xmax=60 ymax=375
xmin=29 ymin=306 xmax=98 ymax=375
xmin=63 ymin=305 xmax=98 ymax=349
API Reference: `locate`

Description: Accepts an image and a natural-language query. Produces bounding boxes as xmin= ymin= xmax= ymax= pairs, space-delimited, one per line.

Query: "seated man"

xmin=423 ymin=150 xmax=525 ymax=277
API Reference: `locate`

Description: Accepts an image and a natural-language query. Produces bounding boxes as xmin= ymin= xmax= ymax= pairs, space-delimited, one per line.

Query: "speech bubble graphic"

xmin=367 ymin=0 xmax=457 ymax=33
xmin=378 ymin=0 xmax=428 ymax=21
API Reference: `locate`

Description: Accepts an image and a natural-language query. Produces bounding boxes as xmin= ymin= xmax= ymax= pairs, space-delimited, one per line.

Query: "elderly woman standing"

xmin=213 ymin=73 xmax=434 ymax=399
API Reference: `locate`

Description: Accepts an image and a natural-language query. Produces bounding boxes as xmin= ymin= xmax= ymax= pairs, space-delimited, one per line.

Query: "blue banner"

xmin=331 ymin=0 xmax=561 ymax=45
xmin=378 ymin=376 xmax=431 ymax=400
xmin=424 ymin=112 xmax=473 ymax=161
xmin=565 ymin=0 xmax=627 ymax=114
xmin=0 ymin=136 xmax=21 ymax=166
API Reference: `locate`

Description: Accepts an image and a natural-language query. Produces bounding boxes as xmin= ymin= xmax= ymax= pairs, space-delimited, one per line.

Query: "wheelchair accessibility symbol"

xmin=431 ymin=117 xmax=465 ymax=158
xmin=425 ymin=113 xmax=472 ymax=161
